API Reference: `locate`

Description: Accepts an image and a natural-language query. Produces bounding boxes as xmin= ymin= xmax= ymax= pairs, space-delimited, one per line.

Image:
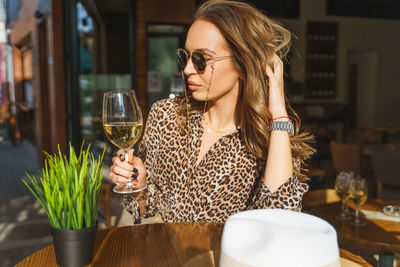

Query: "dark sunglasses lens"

xmin=177 ymin=49 xmax=187 ymax=69
xmin=192 ymin=52 xmax=206 ymax=72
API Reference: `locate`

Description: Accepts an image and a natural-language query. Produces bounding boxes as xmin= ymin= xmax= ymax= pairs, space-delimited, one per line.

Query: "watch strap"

xmin=268 ymin=120 xmax=294 ymax=136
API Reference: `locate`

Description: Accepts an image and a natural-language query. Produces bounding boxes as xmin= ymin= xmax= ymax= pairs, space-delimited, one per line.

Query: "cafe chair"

xmin=370 ymin=149 xmax=400 ymax=201
xmin=92 ymin=140 xmax=114 ymax=228
xmin=330 ymin=141 xmax=361 ymax=176
xmin=302 ymin=188 xmax=340 ymax=208
xmin=99 ymin=182 xmax=112 ymax=228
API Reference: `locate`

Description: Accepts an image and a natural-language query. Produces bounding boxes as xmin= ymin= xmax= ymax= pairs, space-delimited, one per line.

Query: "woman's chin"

xmin=191 ymin=91 xmax=208 ymax=101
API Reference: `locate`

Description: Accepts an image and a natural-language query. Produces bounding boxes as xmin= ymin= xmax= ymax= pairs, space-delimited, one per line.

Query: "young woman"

xmin=110 ymin=0 xmax=314 ymax=224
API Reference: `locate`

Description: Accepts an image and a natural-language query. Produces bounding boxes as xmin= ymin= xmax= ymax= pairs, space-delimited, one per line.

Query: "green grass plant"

xmin=22 ymin=142 xmax=105 ymax=230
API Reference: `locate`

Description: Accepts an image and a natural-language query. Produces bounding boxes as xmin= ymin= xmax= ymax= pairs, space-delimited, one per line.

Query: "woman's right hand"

xmin=110 ymin=149 xmax=147 ymax=190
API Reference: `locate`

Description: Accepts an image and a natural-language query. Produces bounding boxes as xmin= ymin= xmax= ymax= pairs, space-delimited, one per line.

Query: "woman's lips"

xmin=188 ymin=81 xmax=201 ymax=91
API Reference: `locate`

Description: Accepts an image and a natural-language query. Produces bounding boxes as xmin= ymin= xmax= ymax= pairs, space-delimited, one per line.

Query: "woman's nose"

xmin=183 ymin=56 xmax=197 ymax=76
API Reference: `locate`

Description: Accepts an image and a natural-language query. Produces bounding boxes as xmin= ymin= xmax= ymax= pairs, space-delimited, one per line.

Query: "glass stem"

xmin=341 ymin=198 xmax=346 ymax=213
xmin=124 ymin=150 xmax=130 ymax=162
xmin=123 ymin=149 xmax=133 ymax=186
xmin=355 ymin=205 xmax=360 ymax=222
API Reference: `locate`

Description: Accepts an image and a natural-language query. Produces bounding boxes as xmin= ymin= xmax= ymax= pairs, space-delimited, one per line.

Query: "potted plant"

xmin=22 ymin=142 xmax=105 ymax=267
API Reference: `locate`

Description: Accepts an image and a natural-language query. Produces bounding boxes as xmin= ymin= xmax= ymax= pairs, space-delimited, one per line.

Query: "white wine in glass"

xmin=349 ymin=178 xmax=368 ymax=226
xmin=103 ymin=90 xmax=145 ymax=194
xmin=103 ymin=122 xmax=142 ymax=150
xmin=334 ymin=171 xmax=353 ymax=221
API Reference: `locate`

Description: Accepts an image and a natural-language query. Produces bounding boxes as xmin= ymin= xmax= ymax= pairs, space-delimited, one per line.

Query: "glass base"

xmin=335 ymin=212 xmax=352 ymax=221
xmin=344 ymin=207 xmax=354 ymax=216
xmin=112 ymin=184 xmax=147 ymax=194
xmin=349 ymin=219 xmax=366 ymax=226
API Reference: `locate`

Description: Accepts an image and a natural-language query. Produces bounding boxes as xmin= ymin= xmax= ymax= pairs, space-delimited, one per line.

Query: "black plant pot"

xmin=50 ymin=224 xmax=97 ymax=267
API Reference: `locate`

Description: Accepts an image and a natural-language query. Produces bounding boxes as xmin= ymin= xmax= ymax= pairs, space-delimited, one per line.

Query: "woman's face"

xmin=184 ymin=19 xmax=240 ymax=104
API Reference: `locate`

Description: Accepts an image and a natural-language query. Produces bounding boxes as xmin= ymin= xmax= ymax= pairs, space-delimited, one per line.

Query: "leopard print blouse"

xmin=124 ymin=98 xmax=308 ymax=223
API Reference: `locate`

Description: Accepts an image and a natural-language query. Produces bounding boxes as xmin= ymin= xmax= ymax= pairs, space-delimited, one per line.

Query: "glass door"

xmin=147 ymin=24 xmax=186 ymax=110
xmin=74 ymin=0 xmax=134 ymax=147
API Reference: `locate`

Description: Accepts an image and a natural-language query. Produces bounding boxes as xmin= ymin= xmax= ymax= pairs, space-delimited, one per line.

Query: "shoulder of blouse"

xmin=148 ymin=97 xmax=181 ymax=116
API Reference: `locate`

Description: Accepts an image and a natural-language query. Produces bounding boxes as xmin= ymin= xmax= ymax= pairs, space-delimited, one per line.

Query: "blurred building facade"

xmin=6 ymin=0 xmax=66 ymax=162
xmin=5 ymin=0 xmax=194 ymax=164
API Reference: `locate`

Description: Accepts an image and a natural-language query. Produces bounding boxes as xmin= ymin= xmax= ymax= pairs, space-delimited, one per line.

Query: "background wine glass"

xmin=349 ymin=178 xmax=368 ymax=226
xmin=103 ymin=89 xmax=144 ymax=194
xmin=334 ymin=171 xmax=353 ymax=220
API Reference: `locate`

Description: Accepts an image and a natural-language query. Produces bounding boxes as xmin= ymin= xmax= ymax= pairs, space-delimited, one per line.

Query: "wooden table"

xmin=364 ymin=126 xmax=400 ymax=143
xmin=306 ymin=199 xmax=400 ymax=267
xmin=16 ymin=222 xmax=371 ymax=266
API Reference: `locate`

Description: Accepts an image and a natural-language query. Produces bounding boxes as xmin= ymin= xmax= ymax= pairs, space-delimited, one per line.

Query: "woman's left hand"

xmin=264 ymin=54 xmax=288 ymax=118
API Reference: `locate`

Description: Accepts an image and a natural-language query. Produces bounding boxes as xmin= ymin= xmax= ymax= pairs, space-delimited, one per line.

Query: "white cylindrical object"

xmin=220 ymin=209 xmax=340 ymax=267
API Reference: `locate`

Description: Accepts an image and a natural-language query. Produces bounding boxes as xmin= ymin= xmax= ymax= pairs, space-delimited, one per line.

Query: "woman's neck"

xmin=204 ymin=97 xmax=239 ymax=133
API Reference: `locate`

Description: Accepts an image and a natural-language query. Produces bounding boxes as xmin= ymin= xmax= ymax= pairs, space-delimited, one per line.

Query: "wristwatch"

xmin=268 ymin=120 xmax=295 ymax=136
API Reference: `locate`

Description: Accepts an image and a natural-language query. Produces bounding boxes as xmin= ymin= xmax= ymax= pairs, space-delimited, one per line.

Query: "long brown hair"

xmin=177 ymin=0 xmax=314 ymax=181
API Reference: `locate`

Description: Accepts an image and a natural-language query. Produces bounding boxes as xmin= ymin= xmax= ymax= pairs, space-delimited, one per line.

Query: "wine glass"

xmin=103 ymin=90 xmax=145 ymax=194
xmin=349 ymin=178 xmax=368 ymax=226
xmin=334 ymin=171 xmax=353 ymax=220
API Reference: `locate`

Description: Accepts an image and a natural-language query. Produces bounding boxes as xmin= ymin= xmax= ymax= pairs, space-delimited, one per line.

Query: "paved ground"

xmin=0 ymin=137 xmax=52 ymax=267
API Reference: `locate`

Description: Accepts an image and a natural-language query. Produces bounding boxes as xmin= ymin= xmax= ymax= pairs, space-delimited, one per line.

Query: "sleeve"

xmin=123 ymin=100 xmax=164 ymax=223
xmin=248 ymin=174 xmax=309 ymax=211
xmin=247 ymin=160 xmax=309 ymax=211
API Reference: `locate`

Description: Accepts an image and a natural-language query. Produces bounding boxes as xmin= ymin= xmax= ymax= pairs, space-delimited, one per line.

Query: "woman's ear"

xmin=237 ymin=69 xmax=244 ymax=80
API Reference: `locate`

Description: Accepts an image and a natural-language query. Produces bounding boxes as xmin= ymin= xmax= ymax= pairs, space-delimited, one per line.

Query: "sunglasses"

xmin=176 ymin=48 xmax=232 ymax=73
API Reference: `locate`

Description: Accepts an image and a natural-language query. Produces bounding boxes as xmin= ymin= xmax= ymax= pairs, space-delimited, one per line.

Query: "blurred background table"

xmin=364 ymin=126 xmax=400 ymax=143
xmin=16 ymin=222 xmax=371 ymax=266
xmin=306 ymin=199 xmax=400 ymax=267
xmin=362 ymin=143 xmax=400 ymax=156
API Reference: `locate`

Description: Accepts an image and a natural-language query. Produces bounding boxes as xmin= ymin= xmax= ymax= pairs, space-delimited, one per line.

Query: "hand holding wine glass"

xmin=103 ymin=90 xmax=145 ymax=194
xmin=112 ymin=148 xmax=147 ymax=191
xmin=349 ymin=178 xmax=368 ymax=226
